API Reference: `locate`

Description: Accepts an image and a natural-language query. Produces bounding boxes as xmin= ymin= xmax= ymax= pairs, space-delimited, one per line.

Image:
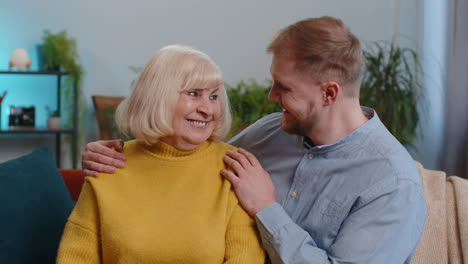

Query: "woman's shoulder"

xmin=84 ymin=140 xmax=142 ymax=187
xmin=121 ymin=139 xmax=143 ymax=155
xmin=210 ymin=140 xmax=237 ymax=152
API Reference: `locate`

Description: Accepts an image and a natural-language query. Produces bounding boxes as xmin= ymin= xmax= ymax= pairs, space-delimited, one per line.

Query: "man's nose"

xmin=268 ymin=84 xmax=279 ymax=102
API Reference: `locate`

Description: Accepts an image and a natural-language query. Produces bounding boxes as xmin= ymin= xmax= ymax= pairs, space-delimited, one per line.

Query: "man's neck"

xmin=307 ymin=100 xmax=368 ymax=146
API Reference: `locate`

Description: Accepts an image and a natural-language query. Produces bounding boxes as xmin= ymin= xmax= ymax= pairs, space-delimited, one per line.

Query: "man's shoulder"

xmin=234 ymin=112 xmax=283 ymax=137
xmin=365 ymin=126 xmax=420 ymax=183
xmin=341 ymin=119 xmax=422 ymax=197
xmin=228 ymin=112 xmax=290 ymax=149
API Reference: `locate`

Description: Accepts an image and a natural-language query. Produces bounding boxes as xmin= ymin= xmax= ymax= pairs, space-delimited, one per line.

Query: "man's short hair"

xmin=115 ymin=45 xmax=232 ymax=145
xmin=267 ymin=16 xmax=364 ymax=97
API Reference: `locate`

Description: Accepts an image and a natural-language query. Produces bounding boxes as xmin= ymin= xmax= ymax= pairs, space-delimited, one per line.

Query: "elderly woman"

xmin=57 ymin=45 xmax=265 ymax=263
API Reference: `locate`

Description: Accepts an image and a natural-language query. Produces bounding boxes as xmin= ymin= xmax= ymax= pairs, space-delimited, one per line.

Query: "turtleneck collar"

xmin=140 ymin=140 xmax=213 ymax=161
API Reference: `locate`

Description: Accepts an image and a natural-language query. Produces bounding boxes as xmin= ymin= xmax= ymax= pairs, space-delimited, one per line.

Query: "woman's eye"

xmin=188 ymin=91 xmax=198 ymax=97
xmin=209 ymin=95 xmax=218 ymax=100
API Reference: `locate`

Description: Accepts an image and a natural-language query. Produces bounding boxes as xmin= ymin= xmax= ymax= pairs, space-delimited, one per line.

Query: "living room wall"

xmin=0 ymin=0 xmax=424 ymax=168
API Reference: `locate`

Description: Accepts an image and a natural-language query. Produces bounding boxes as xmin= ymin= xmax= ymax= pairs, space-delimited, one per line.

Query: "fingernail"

xmin=119 ymin=154 xmax=126 ymax=160
xmin=117 ymin=161 xmax=125 ymax=167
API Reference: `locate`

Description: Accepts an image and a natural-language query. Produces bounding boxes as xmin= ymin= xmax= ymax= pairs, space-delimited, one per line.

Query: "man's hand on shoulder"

xmin=221 ymin=148 xmax=277 ymax=217
xmin=82 ymin=139 xmax=126 ymax=177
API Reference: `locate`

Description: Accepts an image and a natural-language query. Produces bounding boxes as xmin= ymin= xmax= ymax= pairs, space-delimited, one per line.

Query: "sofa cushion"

xmin=0 ymin=146 xmax=75 ymax=263
xmin=59 ymin=169 xmax=85 ymax=201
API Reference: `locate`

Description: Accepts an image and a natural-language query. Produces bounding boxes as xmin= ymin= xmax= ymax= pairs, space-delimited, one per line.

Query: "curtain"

xmin=443 ymin=0 xmax=468 ymax=178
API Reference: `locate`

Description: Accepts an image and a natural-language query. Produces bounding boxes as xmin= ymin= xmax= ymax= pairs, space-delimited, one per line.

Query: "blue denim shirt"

xmin=228 ymin=108 xmax=426 ymax=264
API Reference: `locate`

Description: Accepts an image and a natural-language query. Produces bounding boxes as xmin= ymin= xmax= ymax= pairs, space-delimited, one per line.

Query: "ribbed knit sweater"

xmin=57 ymin=140 xmax=265 ymax=263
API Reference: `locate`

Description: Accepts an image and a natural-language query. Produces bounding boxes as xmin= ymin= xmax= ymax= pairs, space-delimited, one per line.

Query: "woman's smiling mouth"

xmin=187 ymin=119 xmax=209 ymax=128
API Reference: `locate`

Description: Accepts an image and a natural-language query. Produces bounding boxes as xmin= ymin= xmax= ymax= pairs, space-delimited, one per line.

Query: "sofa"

xmin=1 ymin=146 xmax=467 ymax=263
xmin=411 ymin=163 xmax=467 ymax=264
xmin=58 ymin=163 xmax=468 ymax=264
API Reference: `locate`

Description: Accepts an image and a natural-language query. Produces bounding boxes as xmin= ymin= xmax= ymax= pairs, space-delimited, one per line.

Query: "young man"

xmin=82 ymin=17 xmax=426 ymax=263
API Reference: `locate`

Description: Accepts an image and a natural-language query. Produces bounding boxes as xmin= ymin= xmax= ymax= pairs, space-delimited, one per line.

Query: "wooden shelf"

xmin=0 ymin=71 xmax=78 ymax=168
xmin=0 ymin=127 xmax=74 ymax=134
xmin=0 ymin=70 xmax=69 ymax=75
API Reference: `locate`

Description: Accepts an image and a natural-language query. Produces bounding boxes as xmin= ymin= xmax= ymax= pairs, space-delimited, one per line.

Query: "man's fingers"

xmin=83 ymin=169 xmax=99 ymax=177
xmin=225 ymin=150 xmax=251 ymax=168
xmin=83 ymin=151 xmax=125 ymax=168
xmin=85 ymin=141 xmax=126 ymax=161
xmin=220 ymin=169 xmax=240 ymax=185
xmin=223 ymin=155 xmax=245 ymax=175
xmin=82 ymin=160 xmax=117 ymax=174
xmin=238 ymin=148 xmax=261 ymax=167
xmin=101 ymin=139 xmax=125 ymax=153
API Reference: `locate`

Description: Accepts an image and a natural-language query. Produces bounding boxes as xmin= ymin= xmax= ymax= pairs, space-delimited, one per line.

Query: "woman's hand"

xmin=81 ymin=140 xmax=126 ymax=177
xmin=221 ymin=148 xmax=277 ymax=217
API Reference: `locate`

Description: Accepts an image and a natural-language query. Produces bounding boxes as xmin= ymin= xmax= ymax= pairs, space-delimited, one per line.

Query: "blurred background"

xmin=0 ymin=0 xmax=466 ymax=178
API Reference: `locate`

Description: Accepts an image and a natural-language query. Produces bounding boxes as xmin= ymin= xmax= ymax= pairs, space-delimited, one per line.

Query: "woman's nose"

xmin=197 ymin=97 xmax=214 ymax=115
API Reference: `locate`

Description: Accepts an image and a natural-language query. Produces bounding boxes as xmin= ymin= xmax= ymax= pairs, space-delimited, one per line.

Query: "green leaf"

xmin=226 ymin=79 xmax=281 ymax=139
xmin=361 ymin=41 xmax=423 ymax=146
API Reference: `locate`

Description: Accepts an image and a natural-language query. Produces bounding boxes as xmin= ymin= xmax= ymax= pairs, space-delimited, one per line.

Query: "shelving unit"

xmin=0 ymin=71 xmax=78 ymax=168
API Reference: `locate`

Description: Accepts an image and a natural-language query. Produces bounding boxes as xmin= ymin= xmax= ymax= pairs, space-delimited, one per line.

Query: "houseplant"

xmin=360 ymin=42 xmax=423 ymax=146
xmin=226 ymin=80 xmax=281 ymax=139
xmin=46 ymin=108 xmax=61 ymax=130
xmin=41 ymin=30 xmax=85 ymax=160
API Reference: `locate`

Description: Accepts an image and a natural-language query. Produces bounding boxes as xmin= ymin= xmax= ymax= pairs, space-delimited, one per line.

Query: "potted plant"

xmin=360 ymin=42 xmax=423 ymax=146
xmin=47 ymin=108 xmax=61 ymax=130
xmin=40 ymin=30 xmax=85 ymax=159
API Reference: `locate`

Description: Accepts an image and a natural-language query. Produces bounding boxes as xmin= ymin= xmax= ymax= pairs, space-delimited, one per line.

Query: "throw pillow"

xmin=0 ymin=146 xmax=75 ymax=263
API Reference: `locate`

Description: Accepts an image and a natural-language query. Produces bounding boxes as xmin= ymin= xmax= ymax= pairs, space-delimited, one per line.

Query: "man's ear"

xmin=320 ymin=81 xmax=340 ymax=106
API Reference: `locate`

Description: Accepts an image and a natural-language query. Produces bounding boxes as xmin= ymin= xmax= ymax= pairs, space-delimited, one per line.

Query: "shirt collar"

xmin=302 ymin=107 xmax=380 ymax=153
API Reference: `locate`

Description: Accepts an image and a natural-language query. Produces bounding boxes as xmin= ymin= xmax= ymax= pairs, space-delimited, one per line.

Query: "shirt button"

xmin=291 ymin=191 xmax=297 ymax=198
xmin=308 ymin=153 xmax=314 ymax=159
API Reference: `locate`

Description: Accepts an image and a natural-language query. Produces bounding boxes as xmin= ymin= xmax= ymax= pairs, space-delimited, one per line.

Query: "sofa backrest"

xmin=411 ymin=162 xmax=468 ymax=264
xmin=59 ymin=169 xmax=85 ymax=201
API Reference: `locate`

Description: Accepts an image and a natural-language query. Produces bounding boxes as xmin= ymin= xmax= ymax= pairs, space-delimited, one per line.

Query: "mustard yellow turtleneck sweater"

xmin=57 ymin=140 xmax=265 ymax=263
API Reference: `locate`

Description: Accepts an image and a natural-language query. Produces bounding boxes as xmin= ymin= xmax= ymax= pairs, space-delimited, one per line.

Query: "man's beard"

xmin=280 ymin=113 xmax=315 ymax=136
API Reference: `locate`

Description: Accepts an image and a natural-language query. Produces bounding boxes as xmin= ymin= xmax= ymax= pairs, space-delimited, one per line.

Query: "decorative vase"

xmin=36 ymin=44 xmax=46 ymax=71
xmin=47 ymin=117 xmax=61 ymax=130
xmin=9 ymin=48 xmax=31 ymax=71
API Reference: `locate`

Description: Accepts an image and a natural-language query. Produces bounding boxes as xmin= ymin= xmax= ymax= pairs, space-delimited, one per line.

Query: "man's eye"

xmin=209 ymin=95 xmax=218 ymax=100
xmin=279 ymin=85 xmax=288 ymax=91
xmin=188 ymin=91 xmax=198 ymax=96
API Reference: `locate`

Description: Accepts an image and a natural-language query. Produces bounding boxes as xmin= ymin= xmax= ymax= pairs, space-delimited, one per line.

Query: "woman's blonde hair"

xmin=115 ymin=45 xmax=231 ymax=145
